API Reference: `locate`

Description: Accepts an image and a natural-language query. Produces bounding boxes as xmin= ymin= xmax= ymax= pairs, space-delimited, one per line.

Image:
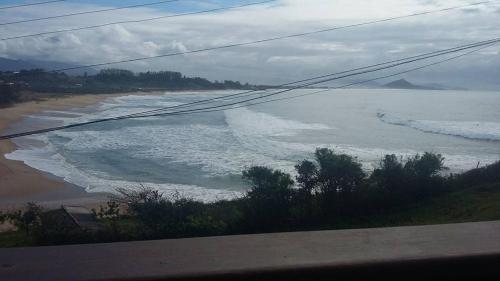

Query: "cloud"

xmin=0 ymin=0 xmax=499 ymax=90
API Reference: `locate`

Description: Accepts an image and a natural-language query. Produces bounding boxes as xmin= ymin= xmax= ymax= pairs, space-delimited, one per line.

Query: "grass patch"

xmin=364 ymin=182 xmax=500 ymax=227
xmin=0 ymin=231 xmax=34 ymax=248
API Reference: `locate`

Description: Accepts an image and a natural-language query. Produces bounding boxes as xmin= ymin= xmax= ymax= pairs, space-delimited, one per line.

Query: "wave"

xmin=377 ymin=113 xmax=500 ymax=141
xmin=7 ymin=103 xmax=333 ymax=196
xmin=225 ymin=107 xmax=331 ymax=137
xmin=224 ymin=107 xmax=332 ymax=172
xmin=5 ymin=143 xmax=243 ymax=202
xmin=6 ymin=93 xmax=498 ymax=202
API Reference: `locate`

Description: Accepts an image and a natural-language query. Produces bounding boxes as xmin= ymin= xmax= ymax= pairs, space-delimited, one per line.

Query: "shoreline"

xmin=0 ymin=93 xmax=142 ymax=209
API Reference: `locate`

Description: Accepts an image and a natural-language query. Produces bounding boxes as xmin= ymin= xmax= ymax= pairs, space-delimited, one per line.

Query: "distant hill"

xmin=0 ymin=57 xmax=97 ymax=76
xmin=383 ymin=79 xmax=442 ymax=90
xmin=0 ymin=57 xmax=38 ymax=71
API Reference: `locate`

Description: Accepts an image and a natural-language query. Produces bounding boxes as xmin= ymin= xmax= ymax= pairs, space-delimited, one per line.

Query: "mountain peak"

xmin=383 ymin=78 xmax=443 ymax=90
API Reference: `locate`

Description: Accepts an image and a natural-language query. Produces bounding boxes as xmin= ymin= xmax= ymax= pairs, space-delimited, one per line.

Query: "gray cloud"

xmin=1 ymin=0 xmax=499 ymax=90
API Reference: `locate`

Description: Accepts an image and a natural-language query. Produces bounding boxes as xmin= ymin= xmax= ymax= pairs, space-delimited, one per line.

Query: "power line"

xmin=118 ymin=38 xmax=500 ymax=119
xmin=125 ymin=42 xmax=497 ymax=119
xmin=123 ymin=39 xmax=499 ymax=119
xmin=1 ymin=38 xmax=497 ymax=140
xmin=0 ymin=0 xmax=183 ymax=26
xmin=10 ymin=1 xmax=494 ymax=73
xmin=0 ymin=0 xmax=64 ymax=10
xmin=1 ymin=0 xmax=277 ymax=41
xmin=226 ymin=42 xmax=499 ymax=112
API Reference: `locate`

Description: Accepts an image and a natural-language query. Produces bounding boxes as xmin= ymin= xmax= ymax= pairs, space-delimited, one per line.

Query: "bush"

xmin=1 ymin=203 xmax=91 ymax=245
xmin=295 ymin=148 xmax=365 ymax=217
xmin=116 ymin=186 xmax=227 ymax=239
xmin=3 ymin=149 xmax=496 ymax=247
xmin=1 ymin=203 xmax=42 ymax=235
xmin=457 ymin=161 xmax=500 ymax=186
xmin=370 ymin=152 xmax=446 ymax=206
xmin=404 ymin=152 xmax=445 ymax=179
xmin=34 ymin=209 xmax=90 ymax=245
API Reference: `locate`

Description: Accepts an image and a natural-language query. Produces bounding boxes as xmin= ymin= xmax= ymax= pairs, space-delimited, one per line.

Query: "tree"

xmin=0 ymin=82 xmax=20 ymax=105
xmin=293 ymin=160 xmax=319 ymax=222
xmin=295 ymin=160 xmax=318 ymax=195
xmin=371 ymin=154 xmax=405 ymax=194
xmin=243 ymin=166 xmax=294 ymax=203
xmin=242 ymin=166 xmax=295 ymax=231
xmin=314 ymin=148 xmax=365 ymax=195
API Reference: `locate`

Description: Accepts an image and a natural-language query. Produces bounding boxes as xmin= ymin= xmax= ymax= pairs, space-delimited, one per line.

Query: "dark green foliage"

xmin=295 ymin=160 xmax=318 ymax=195
xmin=241 ymin=167 xmax=295 ymax=231
xmin=243 ymin=166 xmax=295 ymax=202
xmin=0 ymin=68 xmax=258 ymax=96
xmin=1 ymin=203 xmax=91 ymax=245
xmin=404 ymin=152 xmax=445 ymax=178
xmin=2 ymin=202 xmax=41 ymax=235
xmin=292 ymin=149 xmax=366 ymax=221
xmin=371 ymin=154 xmax=405 ymax=194
xmin=0 ymin=81 xmax=20 ymax=105
xmin=115 ymin=186 xmax=227 ymax=239
xmin=34 ymin=209 xmax=90 ymax=245
xmin=1 ymin=150 xmax=498 ymax=247
xmin=93 ymin=201 xmax=120 ymax=219
xmin=370 ymin=152 xmax=446 ymax=204
xmin=314 ymin=148 xmax=365 ymax=195
xmin=457 ymin=161 xmax=500 ymax=186
xmin=313 ymin=148 xmax=365 ymax=216
xmin=293 ymin=160 xmax=319 ymax=224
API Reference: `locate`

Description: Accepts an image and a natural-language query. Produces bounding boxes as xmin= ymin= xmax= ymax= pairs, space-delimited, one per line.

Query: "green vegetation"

xmin=0 ymin=81 xmax=20 ymax=106
xmin=1 ymin=149 xmax=499 ymax=247
xmin=0 ymin=68 xmax=261 ymax=105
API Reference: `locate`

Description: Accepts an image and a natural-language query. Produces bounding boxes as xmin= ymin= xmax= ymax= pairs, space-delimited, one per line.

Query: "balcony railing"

xmin=1 ymin=220 xmax=500 ymax=280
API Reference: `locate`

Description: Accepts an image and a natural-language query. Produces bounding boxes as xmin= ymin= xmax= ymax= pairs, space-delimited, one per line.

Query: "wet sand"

xmin=0 ymin=94 xmax=129 ymax=209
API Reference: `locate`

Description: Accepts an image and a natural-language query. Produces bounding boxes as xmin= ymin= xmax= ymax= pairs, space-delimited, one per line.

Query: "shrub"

xmin=116 ymin=186 xmax=227 ymax=239
xmin=370 ymin=152 xmax=446 ymax=205
xmin=404 ymin=152 xmax=445 ymax=179
xmin=457 ymin=161 xmax=500 ymax=186
xmin=2 ymin=203 xmax=42 ymax=235
xmin=1 ymin=203 xmax=91 ymax=245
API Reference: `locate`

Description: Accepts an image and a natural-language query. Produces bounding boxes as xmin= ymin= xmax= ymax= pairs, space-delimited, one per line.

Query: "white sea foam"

xmin=225 ymin=107 xmax=332 ymax=137
xmin=378 ymin=113 xmax=500 ymax=141
xmin=6 ymin=96 xmax=332 ymax=197
xmin=5 ymin=92 xmax=499 ymax=202
xmin=41 ymin=110 xmax=85 ymax=117
xmin=5 ymin=143 xmax=243 ymax=202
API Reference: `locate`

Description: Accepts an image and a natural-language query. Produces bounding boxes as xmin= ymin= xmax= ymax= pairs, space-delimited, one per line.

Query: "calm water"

xmin=7 ymin=89 xmax=500 ymax=201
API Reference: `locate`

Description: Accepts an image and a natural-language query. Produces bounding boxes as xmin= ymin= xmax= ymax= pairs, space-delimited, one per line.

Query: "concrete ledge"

xmin=1 ymin=221 xmax=500 ymax=280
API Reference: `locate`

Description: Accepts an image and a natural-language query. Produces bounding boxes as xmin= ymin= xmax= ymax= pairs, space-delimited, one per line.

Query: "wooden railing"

xmin=1 ymin=221 xmax=500 ymax=280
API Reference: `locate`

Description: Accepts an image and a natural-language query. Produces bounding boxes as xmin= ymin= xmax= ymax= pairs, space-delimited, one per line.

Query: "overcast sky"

xmin=1 ymin=0 xmax=499 ymax=90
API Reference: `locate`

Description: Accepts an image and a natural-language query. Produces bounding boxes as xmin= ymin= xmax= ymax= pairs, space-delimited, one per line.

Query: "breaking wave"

xmin=378 ymin=112 xmax=500 ymax=141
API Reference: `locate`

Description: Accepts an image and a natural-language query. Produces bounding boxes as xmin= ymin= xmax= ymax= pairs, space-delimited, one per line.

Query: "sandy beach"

xmin=0 ymin=94 xmax=129 ymax=209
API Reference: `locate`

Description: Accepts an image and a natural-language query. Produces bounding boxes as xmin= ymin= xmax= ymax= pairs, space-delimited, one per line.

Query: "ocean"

xmin=6 ymin=89 xmax=500 ymax=202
